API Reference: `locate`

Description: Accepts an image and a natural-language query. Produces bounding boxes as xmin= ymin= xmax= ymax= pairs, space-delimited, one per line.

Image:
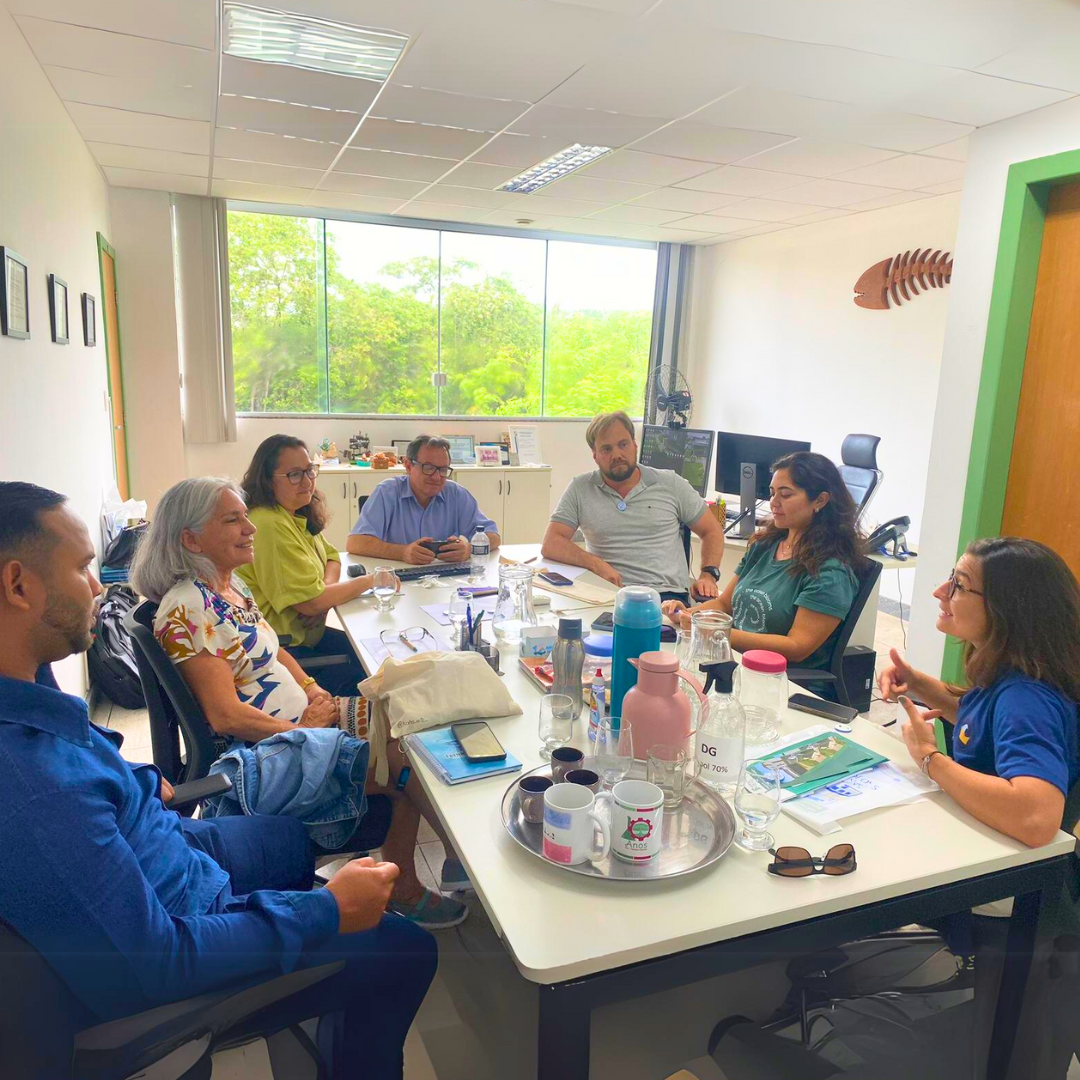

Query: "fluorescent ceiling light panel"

xmin=223 ymin=4 xmax=408 ymax=82
xmin=498 ymin=143 xmax=612 ymax=194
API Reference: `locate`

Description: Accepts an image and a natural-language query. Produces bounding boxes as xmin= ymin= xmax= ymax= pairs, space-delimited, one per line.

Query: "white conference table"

xmin=335 ymin=544 xmax=1074 ymax=1080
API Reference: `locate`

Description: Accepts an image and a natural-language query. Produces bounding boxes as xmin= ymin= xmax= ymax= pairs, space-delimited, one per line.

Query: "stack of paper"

xmin=747 ymin=732 xmax=888 ymax=801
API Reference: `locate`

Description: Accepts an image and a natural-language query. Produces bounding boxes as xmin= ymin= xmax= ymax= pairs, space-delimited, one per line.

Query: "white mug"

xmin=609 ymin=779 xmax=665 ymax=863
xmin=542 ymin=783 xmax=611 ymax=865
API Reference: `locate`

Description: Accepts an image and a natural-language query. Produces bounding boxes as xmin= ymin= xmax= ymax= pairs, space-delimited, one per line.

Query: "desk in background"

xmin=334 ymin=543 xmax=1070 ymax=1080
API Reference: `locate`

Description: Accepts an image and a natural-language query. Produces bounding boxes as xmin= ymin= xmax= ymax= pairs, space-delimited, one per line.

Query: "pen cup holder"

xmin=463 ymin=642 xmax=500 ymax=674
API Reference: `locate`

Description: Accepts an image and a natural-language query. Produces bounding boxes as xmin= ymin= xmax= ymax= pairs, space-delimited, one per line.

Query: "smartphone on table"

xmin=451 ymin=721 xmax=508 ymax=763
xmin=538 ymin=571 xmax=575 ymax=587
xmin=788 ymin=693 xmax=858 ymax=730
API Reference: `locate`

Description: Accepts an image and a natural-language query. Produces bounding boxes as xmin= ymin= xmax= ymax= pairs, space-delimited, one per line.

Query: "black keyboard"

xmin=395 ymin=563 xmax=473 ymax=582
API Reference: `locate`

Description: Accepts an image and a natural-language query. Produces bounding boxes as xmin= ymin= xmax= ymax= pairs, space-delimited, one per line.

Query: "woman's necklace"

xmin=778 ymin=535 xmax=796 ymax=560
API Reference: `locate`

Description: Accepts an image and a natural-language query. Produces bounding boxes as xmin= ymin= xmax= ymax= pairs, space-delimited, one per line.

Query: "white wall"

xmin=0 ymin=7 xmax=115 ymax=695
xmin=908 ymin=97 xmax=1080 ymax=675
xmin=685 ymin=193 xmax=961 ymax=604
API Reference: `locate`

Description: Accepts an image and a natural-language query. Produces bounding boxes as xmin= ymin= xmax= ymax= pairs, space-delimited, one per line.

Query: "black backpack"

xmin=87 ymin=585 xmax=145 ymax=710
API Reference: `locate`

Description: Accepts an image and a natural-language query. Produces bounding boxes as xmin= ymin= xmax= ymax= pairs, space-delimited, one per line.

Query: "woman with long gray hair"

xmin=131 ymin=477 xmax=469 ymax=930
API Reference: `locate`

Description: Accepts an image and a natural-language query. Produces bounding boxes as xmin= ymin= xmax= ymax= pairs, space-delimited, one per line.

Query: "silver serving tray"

xmin=500 ymin=761 xmax=736 ymax=881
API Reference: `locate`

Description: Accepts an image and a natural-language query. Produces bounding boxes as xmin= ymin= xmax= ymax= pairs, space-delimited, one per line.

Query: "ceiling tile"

xmin=44 ymin=67 xmax=214 ymax=122
xmin=349 ymin=117 xmax=492 ymax=159
xmin=316 ymin=173 xmax=428 ymax=199
xmin=306 ymin=191 xmax=407 ymax=216
xmin=890 ymin=71 xmax=1072 ymax=127
xmin=546 ymin=0 xmax=658 ymax=16
xmin=469 ymin=132 xmax=557 ymax=169
xmin=538 ymin=174 xmax=656 ymax=203
xmin=220 ymin=56 xmax=383 ymax=115
xmin=333 ymin=146 xmax=455 ymax=182
xmin=728 ymin=222 xmax=796 ymax=237
xmin=374 ymin=84 xmax=529 ymax=130
xmin=628 ymin=188 xmax=747 ymax=214
xmin=510 ymin=104 xmax=668 ymax=149
xmin=397 ymin=202 xmax=490 ymax=224
xmin=66 ymin=103 xmax=210 ymax=155
xmin=588 ymin=204 xmax=688 ymax=226
xmin=16 ymin=16 xmax=215 ymax=85
xmin=979 ymin=37 xmax=1080 ymax=94
xmin=919 ymin=180 xmax=965 ymax=195
xmin=722 ymin=198 xmax=823 ymax=222
xmin=582 ymin=150 xmax=715 ymax=186
xmin=7 ymin=0 xmax=217 ymax=49
xmin=673 ymin=214 xmax=767 ymax=233
xmin=438 ymin=160 xmax=522 ymax=189
xmin=631 ymin=122 xmax=793 ymax=165
xmin=213 ymin=159 xmax=325 ymax=188
xmin=837 ymin=154 xmax=966 ymax=190
xmin=211 ymin=179 xmax=327 ymax=205
xmin=733 ymin=138 xmax=899 ymax=178
xmin=472 ymin=208 xmax=558 ymax=230
xmin=515 ymin=194 xmax=609 ymax=217
xmin=675 ymin=165 xmax=815 ymax=197
xmin=651 ymin=227 xmax=723 ymax=243
xmin=103 ymin=166 xmax=207 ymax=195
xmin=410 ymin=184 xmax=521 ymax=209
xmin=774 ymin=177 xmax=903 ymax=208
xmin=845 ymin=191 xmax=935 ymax=212
xmin=920 ymin=137 xmax=969 ymax=162
xmin=217 ymin=95 xmax=361 ymax=143
xmin=783 ymin=207 xmax=853 ymax=225
xmin=214 ymin=127 xmax=340 ymax=170
xmin=88 ymin=142 xmax=209 ymax=177
xmin=545 ymin=218 xmax=642 ymax=239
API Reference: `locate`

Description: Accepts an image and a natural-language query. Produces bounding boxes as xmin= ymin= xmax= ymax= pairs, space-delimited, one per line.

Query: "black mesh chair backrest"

xmin=827 ymin=557 xmax=883 ymax=678
xmin=123 ymin=600 xmax=224 ymax=788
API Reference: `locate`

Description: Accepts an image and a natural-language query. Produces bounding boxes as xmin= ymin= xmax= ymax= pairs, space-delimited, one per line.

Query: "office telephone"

xmin=866 ymin=516 xmax=914 ymax=559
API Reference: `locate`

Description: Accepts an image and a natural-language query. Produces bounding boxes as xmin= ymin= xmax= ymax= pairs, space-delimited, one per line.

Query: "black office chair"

xmin=0 ymin=914 xmax=342 ymax=1080
xmin=838 ymin=434 xmax=883 ymax=521
xmin=123 ymin=600 xmax=391 ymax=851
xmin=788 ymin=558 xmax=882 ymax=709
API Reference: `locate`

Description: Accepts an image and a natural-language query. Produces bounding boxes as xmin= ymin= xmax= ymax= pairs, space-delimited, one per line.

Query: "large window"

xmin=228 ymin=209 xmax=657 ymax=418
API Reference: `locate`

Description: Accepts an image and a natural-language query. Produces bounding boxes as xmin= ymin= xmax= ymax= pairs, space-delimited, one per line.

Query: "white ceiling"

xmin=8 ymin=0 xmax=1080 ymax=244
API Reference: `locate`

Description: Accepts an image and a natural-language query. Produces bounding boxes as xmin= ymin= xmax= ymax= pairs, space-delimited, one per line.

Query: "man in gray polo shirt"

xmin=542 ymin=411 xmax=726 ymax=603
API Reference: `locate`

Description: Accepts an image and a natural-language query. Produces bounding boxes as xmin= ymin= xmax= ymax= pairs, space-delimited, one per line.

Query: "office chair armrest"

xmin=169 ymin=774 xmax=231 ymax=809
xmin=787 ymin=668 xmax=838 ymax=686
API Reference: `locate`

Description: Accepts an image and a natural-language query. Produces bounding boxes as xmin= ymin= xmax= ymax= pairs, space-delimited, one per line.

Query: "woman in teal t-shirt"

xmin=663 ymin=451 xmax=861 ymax=675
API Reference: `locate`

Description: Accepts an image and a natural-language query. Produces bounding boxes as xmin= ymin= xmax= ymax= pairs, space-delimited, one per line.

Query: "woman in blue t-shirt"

xmin=882 ymin=536 xmax=1080 ymax=847
xmin=663 ymin=451 xmax=861 ymax=672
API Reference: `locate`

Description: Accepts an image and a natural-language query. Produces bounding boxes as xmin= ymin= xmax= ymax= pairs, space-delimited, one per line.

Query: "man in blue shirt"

xmin=0 ymin=481 xmax=436 ymax=1078
xmin=347 ymin=435 xmax=500 ymax=565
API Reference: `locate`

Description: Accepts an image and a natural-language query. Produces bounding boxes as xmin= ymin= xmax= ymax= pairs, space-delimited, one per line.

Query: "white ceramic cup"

xmin=542 ymin=783 xmax=612 ymax=865
xmin=609 ymin=779 xmax=665 ymax=863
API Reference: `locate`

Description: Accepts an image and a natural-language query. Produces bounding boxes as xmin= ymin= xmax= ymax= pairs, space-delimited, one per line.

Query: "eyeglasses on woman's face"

xmin=945 ymin=570 xmax=984 ymax=600
xmin=276 ymin=465 xmax=320 ymax=485
xmin=414 ymin=462 xmax=453 ymax=478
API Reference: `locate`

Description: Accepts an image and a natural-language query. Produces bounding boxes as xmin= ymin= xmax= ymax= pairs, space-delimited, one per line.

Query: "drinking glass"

xmin=372 ymin=567 xmax=398 ymax=612
xmin=539 ymin=694 xmax=575 ymax=760
xmin=447 ymin=590 xmax=469 ymax=648
xmin=734 ymin=762 xmax=782 ymax=851
xmin=592 ymin=717 xmax=634 ymax=789
xmin=647 ymin=743 xmax=687 ymax=808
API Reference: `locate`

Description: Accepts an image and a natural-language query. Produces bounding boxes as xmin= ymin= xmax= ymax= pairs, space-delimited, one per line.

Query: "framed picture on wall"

xmin=82 ymin=292 xmax=96 ymax=346
xmin=48 ymin=274 xmax=69 ymax=344
xmin=0 ymin=247 xmax=30 ymax=339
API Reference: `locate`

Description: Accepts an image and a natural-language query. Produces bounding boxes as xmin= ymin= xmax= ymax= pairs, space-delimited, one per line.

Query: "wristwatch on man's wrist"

xmin=701 ymin=565 xmax=720 ymax=582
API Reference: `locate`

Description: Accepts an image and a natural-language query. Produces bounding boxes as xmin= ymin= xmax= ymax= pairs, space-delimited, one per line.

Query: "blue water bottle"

xmin=610 ymin=585 xmax=662 ymax=721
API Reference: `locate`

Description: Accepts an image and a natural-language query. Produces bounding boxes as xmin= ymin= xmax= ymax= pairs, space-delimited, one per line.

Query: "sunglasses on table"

xmin=767 ymin=844 xmax=857 ymax=877
xmin=276 ymin=465 xmax=320 ymax=485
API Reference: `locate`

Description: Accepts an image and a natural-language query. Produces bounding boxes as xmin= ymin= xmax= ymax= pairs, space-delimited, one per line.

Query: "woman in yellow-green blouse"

xmin=238 ymin=434 xmax=374 ymax=695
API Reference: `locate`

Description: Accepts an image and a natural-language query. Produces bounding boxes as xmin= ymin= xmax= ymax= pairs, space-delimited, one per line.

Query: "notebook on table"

xmin=404 ymin=726 xmax=522 ymax=786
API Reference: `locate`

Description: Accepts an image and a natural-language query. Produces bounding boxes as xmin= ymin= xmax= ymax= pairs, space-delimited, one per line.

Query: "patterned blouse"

xmin=154 ymin=577 xmax=309 ymax=723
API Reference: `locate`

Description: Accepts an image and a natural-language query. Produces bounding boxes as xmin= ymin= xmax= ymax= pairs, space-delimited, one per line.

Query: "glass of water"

xmin=539 ymin=694 xmax=576 ymax=760
xmin=447 ymin=589 xmax=469 ymax=648
xmin=734 ymin=761 xmax=782 ymax=851
xmin=647 ymin=743 xmax=687 ymax=808
xmin=372 ymin=566 xmax=398 ymax=612
xmin=592 ymin=717 xmax=634 ymax=789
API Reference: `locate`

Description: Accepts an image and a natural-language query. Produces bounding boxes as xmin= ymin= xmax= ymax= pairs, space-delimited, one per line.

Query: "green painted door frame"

xmin=947 ymin=147 xmax=1080 ymax=680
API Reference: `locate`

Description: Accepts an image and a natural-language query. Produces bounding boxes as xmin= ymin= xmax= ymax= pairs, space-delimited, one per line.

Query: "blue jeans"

xmin=183 ymin=816 xmax=437 ymax=1079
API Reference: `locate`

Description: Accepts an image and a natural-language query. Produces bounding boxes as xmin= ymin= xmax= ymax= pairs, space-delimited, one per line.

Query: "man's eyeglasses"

xmin=946 ymin=571 xmax=983 ymax=599
xmin=768 ymin=844 xmax=857 ymax=877
xmin=413 ymin=462 xmax=453 ymax=478
xmin=276 ymin=465 xmax=320 ymax=485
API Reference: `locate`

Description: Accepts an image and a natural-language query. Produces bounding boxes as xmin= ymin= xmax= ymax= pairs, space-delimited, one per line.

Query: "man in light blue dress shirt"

xmin=347 ymin=435 xmax=500 ymax=565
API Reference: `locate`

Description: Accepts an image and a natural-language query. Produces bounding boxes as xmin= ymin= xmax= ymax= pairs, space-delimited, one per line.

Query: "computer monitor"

xmin=639 ymin=425 xmax=715 ymax=497
xmin=715 ymin=432 xmax=811 ymax=536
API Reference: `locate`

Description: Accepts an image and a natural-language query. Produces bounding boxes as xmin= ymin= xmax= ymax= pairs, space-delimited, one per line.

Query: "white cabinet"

xmin=502 ymin=470 xmax=551 ymax=544
xmin=456 ymin=469 xmax=505 ymax=536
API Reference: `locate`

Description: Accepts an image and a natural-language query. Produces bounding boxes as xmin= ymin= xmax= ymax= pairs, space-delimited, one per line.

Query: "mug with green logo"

xmin=608 ymin=779 xmax=664 ymax=862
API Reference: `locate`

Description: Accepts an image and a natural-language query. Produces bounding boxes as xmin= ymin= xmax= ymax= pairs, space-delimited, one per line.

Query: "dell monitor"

xmin=640 ymin=425 xmax=715 ymax=497
xmin=715 ymin=432 xmax=811 ymax=536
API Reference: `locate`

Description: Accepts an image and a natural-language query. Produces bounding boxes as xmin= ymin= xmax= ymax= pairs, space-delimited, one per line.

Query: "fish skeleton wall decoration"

xmin=854 ymin=249 xmax=954 ymax=309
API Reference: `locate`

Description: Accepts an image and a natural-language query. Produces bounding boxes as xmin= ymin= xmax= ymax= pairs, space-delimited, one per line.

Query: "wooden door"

xmin=1001 ymin=183 xmax=1080 ymax=573
xmin=98 ymin=236 xmax=130 ymax=499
